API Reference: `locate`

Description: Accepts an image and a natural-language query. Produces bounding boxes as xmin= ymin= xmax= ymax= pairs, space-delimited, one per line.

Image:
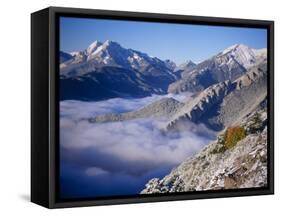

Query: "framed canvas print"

xmin=31 ymin=7 xmax=274 ymax=208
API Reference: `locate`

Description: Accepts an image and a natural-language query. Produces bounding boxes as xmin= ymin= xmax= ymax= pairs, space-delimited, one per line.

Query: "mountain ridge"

xmin=168 ymin=44 xmax=266 ymax=94
xmin=60 ymin=42 xmax=266 ymax=102
xmin=88 ymin=61 xmax=267 ymax=131
xmin=60 ymin=40 xmax=177 ymax=100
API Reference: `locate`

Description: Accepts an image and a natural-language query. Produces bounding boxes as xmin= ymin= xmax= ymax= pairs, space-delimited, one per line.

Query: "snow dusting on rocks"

xmin=141 ymin=109 xmax=268 ymax=194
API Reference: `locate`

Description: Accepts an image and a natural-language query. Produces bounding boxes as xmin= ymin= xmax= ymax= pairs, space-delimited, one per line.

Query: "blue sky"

xmin=60 ymin=17 xmax=267 ymax=64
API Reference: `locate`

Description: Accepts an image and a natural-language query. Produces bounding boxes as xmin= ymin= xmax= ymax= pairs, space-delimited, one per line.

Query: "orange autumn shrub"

xmin=223 ymin=126 xmax=246 ymax=149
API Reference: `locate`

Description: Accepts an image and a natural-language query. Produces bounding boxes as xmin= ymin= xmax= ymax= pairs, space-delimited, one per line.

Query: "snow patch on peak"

xmin=103 ymin=40 xmax=120 ymax=47
xmin=221 ymin=44 xmax=250 ymax=55
xmin=133 ymin=53 xmax=141 ymax=60
xmin=252 ymin=48 xmax=267 ymax=56
xmin=219 ymin=44 xmax=266 ymax=69
xmin=221 ymin=44 xmax=239 ymax=55
xmin=86 ymin=40 xmax=102 ymax=54
xmin=70 ymin=51 xmax=79 ymax=56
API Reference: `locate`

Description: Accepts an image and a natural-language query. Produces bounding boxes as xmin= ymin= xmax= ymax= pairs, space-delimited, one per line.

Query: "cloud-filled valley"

xmin=60 ymin=94 xmax=216 ymax=198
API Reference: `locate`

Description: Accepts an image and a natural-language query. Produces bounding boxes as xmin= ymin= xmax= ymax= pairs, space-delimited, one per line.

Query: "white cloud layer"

xmin=60 ymin=94 xmax=216 ymax=197
xmin=85 ymin=167 xmax=110 ymax=176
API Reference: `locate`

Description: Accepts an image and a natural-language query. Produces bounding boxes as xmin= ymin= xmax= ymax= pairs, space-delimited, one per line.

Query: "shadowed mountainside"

xmin=60 ymin=40 xmax=177 ymax=100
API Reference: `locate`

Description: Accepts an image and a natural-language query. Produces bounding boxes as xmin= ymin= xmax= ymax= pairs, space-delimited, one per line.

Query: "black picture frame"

xmin=31 ymin=6 xmax=274 ymax=209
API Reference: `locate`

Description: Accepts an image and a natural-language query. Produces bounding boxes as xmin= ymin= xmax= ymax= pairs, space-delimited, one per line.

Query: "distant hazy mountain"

xmin=170 ymin=60 xmax=196 ymax=79
xmin=168 ymin=44 xmax=267 ymax=94
xmin=60 ymin=40 xmax=176 ymax=100
xmin=176 ymin=60 xmax=196 ymax=71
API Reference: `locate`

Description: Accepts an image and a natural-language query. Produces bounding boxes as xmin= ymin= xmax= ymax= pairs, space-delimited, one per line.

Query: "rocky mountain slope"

xmin=89 ymin=97 xmax=184 ymax=123
xmin=168 ymin=44 xmax=267 ymax=94
xmin=167 ymin=61 xmax=267 ymax=131
xmin=141 ymin=105 xmax=268 ymax=193
xmin=89 ymin=61 xmax=267 ymax=131
xmin=60 ymin=40 xmax=177 ymax=100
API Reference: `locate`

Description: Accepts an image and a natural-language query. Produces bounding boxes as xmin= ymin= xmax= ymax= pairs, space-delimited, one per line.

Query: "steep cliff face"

xmin=141 ymin=107 xmax=268 ymax=194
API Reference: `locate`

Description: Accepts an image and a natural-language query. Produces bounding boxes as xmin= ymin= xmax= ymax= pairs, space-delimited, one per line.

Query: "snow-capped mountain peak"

xmin=103 ymin=40 xmax=120 ymax=47
xmin=60 ymin=40 xmax=177 ymax=80
xmin=221 ymin=44 xmax=247 ymax=54
xmin=218 ymin=44 xmax=266 ymax=69
xmin=86 ymin=40 xmax=103 ymax=55
xmin=252 ymin=48 xmax=267 ymax=59
xmin=86 ymin=40 xmax=129 ymax=64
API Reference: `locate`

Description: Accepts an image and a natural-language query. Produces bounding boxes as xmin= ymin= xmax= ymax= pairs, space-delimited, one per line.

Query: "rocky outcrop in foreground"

xmin=141 ymin=107 xmax=267 ymax=193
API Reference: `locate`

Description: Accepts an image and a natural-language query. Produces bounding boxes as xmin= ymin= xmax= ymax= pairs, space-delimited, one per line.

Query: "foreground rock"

xmin=141 ymin=107 xmax=268 ymax=193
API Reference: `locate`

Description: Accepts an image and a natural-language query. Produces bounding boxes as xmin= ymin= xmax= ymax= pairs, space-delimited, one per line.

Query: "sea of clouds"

xmin=60 ymin=93 xmax=216 ymax=198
